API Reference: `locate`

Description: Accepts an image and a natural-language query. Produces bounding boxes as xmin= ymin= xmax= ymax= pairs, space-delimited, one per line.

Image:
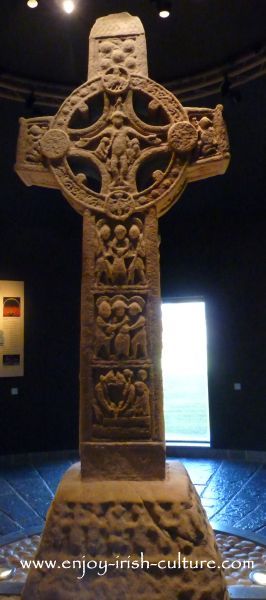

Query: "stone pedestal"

xmin=22 ymin=462 xmax=229 ymax=600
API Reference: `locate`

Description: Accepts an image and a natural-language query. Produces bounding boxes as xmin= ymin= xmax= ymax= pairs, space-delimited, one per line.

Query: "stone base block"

xmin=22 ymin=462 xmax=229 ymax=600
xmin=80 ymin=441 xmax=165 ymax=480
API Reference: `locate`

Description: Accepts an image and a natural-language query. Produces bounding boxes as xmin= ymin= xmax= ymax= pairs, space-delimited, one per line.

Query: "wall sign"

xmin=0 ymin=281 xmax=24 ymax=377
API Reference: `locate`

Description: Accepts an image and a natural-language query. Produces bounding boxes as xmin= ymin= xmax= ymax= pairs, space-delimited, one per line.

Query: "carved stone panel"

xmin=15 ymin=116 xmax=58 ymax=188
xmin=94 ymin=217 xmax=146 ymax=288
xmin=88 ymin=13 xmax=149 ymax=79
xmin=79 ymin=207 xmax=164 ymax=476
xmin=92 ymin=367 xmax=152 ymax=440
xmin=94 ymin=294 xmax=148 ymax=361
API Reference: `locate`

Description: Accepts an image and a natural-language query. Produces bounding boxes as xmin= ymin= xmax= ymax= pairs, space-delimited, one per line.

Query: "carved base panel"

xmin=80 ymin=441 xmax=165 ymax=479
xmin=22 ymin=462 xmax=228 ymax=600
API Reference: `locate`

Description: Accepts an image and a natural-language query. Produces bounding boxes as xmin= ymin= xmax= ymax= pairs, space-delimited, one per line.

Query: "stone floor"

xmin=0 ymin=455 xmax=265 ymax=542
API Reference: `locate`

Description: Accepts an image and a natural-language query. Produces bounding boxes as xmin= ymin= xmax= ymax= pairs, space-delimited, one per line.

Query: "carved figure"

xmin=112 ymin=298 xmax=130 ymax=358
xmin=104 ymin=99 xmax=161 ymax=187
xmin=119 ymin=368 xmax=136 ymax=415
xmin=102 ymin=66 xmax=130 ymax=94
xmin=95 ymin=136 xmax=111 ymax=161
xmin=109 ymin=105 xmax=132 ymax=185
xmin=27 ymin=125 xmax=44 ymax=162
xmin=127 ymin=137 xmax=141 ymax=165
xmin=110 ymin=224 xmax=129 ymax=284
xmin=190 ymin=116 xmax=199 ymax=132
xmin=73 ymin=97 xmax=162 ymax=192
xmin=128 ymin=221 xmax=146 ymax=284
xmin=95 ymin=221 xmax=112 ymax=285
xmin=134 ymin=369 xmax=150 ymax=416
xmin=128 ymin=299 xmax=147 ymax=358
xmin=95 ymin=299 xmax=115 ymax=359
xmin=198 ymin=116 xmax=218 ymax=156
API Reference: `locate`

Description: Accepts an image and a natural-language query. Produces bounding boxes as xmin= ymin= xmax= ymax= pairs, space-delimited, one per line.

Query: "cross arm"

xmin=186 ymin=104 xmax=230 ymax=183
xmin=15 ymin=116 xmax=59 ymax=189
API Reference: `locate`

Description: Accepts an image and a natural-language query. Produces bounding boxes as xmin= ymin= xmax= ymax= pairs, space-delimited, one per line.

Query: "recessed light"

xmin=0 ymin=567 xmax=15 ymax=581
xmin=62 ymin=0 xmax=75 ymax=13
xmin=157 ymin=1 xmax=171 ymax=18
xmin=27 ymin=0 xmax=38 ymax=7
xmin=250 ymin=570 xmax=266 ymax=586
xmin=159 ymin=9 xmax=170 ymax=18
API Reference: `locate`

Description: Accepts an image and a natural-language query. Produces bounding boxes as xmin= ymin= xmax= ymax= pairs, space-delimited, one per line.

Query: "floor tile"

xmin=33 ymin=459 xmax=72 ymax=495
xmin=201 ymin=460 xmax=259 ymax=520
xmin=0 ymin=478 xmax=13 ymax=496
xmin=180 ymin=458 xmax=221 ymax=485
xmin=0 ymin=511 xmax=21 ymax=536
xmin=0 ymin=456 xmax=264 ymax=543
xmin=211 ymin=466 xmax=266 ymax=528
xmin=0 ymin=492 xmax=43 ymax=530
xmin=1 ymin=466 xmax=53 ymax=519
xmin=235 ymin=501 xmax=266 ymax=531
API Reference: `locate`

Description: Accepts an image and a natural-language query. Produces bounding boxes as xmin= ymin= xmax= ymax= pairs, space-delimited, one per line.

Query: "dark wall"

xmin=0 ymin=100 xmax=82 ymax=453
xmin=160 ymin=78 xmax=266 ymax=450
xmin=0 ymin=76 xmax=265 ymax=453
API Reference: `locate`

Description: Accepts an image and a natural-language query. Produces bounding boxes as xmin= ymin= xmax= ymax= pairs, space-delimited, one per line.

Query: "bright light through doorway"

xmin=162 ymin=301 xmax=210 ymax=445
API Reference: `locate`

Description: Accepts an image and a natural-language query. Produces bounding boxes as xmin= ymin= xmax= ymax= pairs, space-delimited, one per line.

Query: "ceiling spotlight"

xmin=27 ymin=0 xmax=38 ymax=7
xmin=158 ymin=1 xmax=171 ymax=18
xmin=62 ymin=0 xmax=75 ymax=13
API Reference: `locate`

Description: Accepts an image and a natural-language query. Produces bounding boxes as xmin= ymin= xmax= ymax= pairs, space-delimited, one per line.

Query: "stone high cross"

xmin=16 ymin=13 xmax=230 ymax=600
xmin=15 ymin=13 xmax=229 ymax=481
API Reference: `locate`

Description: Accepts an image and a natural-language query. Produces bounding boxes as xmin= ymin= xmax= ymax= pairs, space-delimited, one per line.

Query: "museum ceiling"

xmin=0 ymin=0 xmax=265 ymax=92
xmin=0 ymin=1 xmax=265 ymax=221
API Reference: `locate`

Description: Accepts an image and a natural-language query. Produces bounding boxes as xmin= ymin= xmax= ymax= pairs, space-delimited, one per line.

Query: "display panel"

xmin=0 ymin=281 xmax=24 ymax=377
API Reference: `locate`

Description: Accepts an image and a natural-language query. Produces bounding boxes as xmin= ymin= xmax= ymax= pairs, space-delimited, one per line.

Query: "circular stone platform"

xmin=0 ymin=531 xmax=265 ymax=598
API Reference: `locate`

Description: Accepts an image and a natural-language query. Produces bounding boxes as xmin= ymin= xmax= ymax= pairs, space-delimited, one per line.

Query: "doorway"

xmin=161 ymin=300 xmax=210 ymax=445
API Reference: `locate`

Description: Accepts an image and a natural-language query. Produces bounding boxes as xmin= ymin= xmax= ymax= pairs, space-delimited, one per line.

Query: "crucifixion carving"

xmin=15 ymin=12 xmax=229 ymax=480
